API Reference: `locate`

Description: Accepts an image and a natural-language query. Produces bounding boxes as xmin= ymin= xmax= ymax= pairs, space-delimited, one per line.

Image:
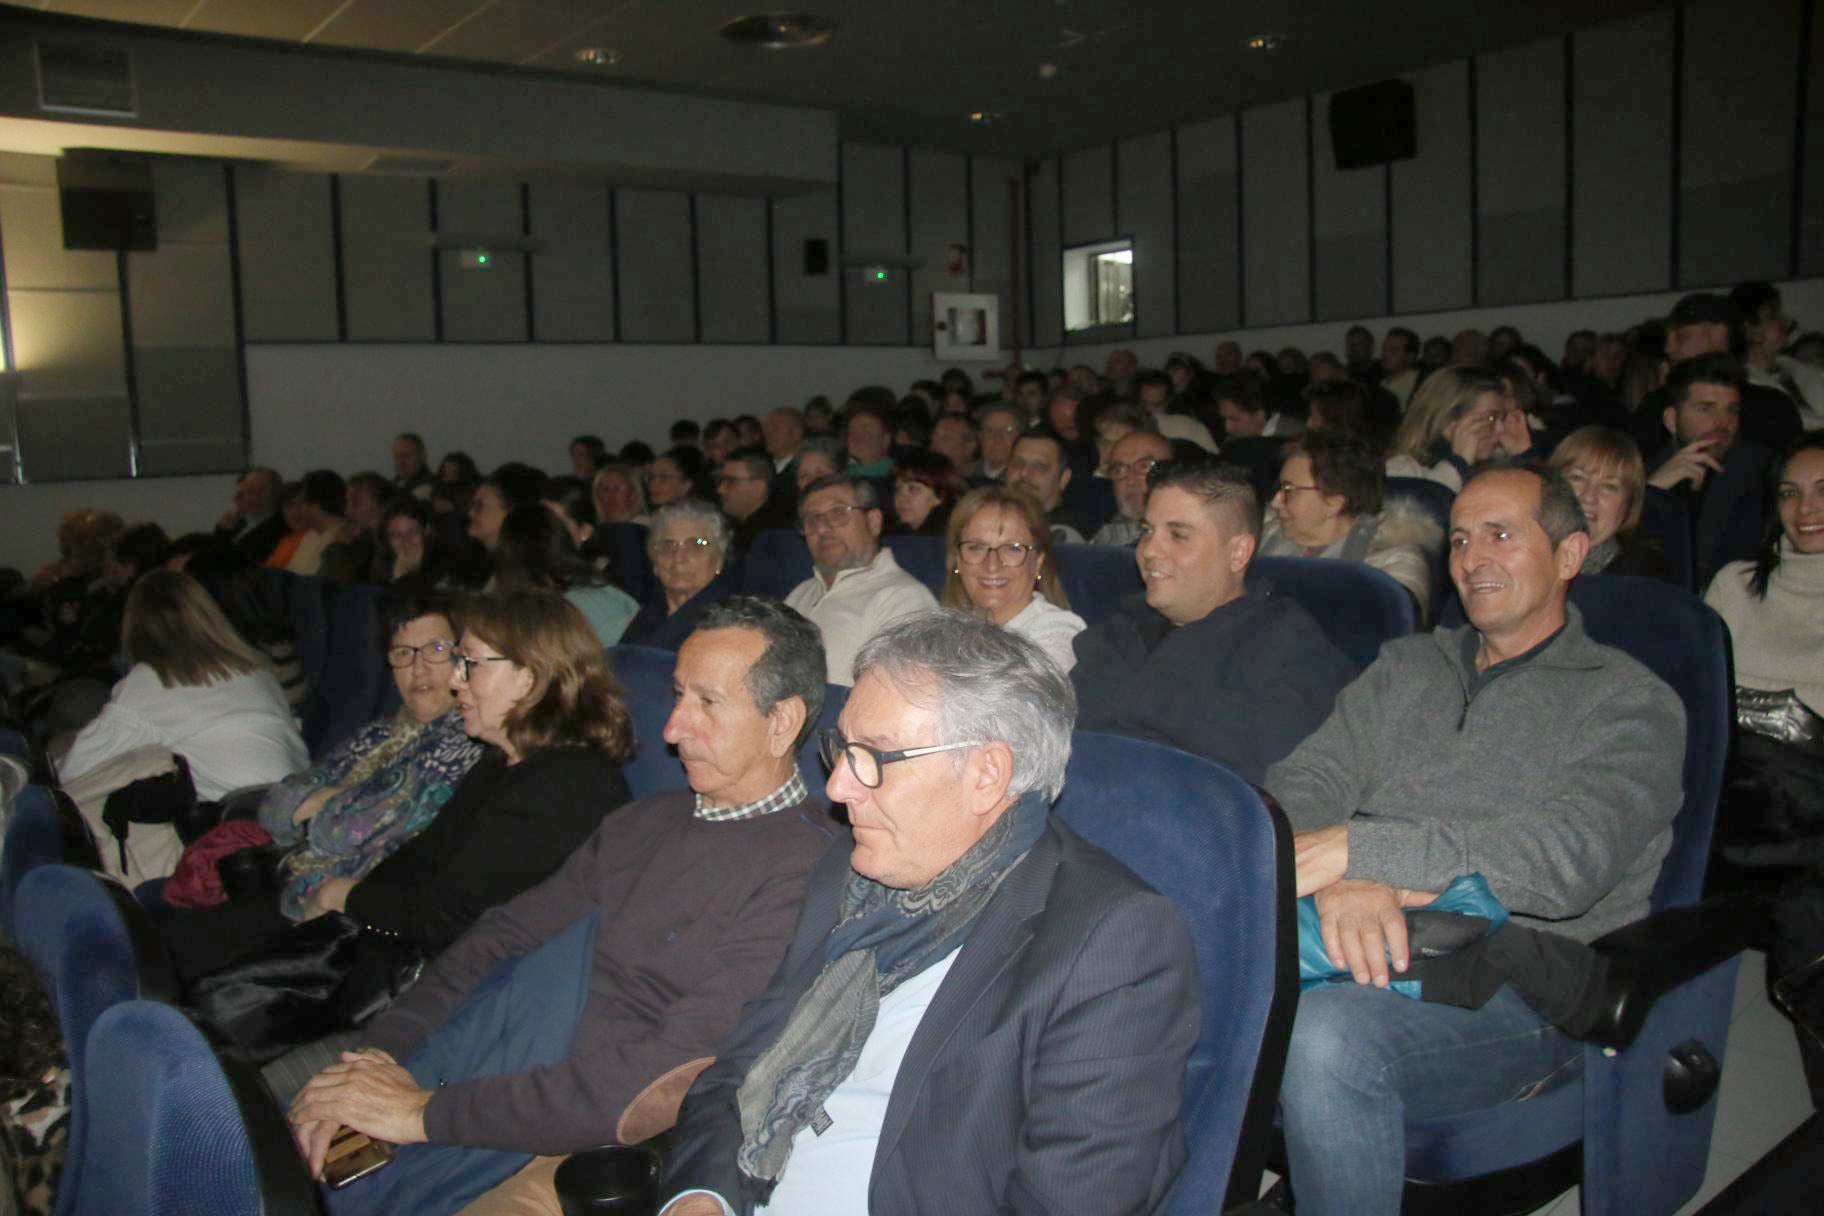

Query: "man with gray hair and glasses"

xmin=785 ymin=473 xmax=936 ymax=685
xmin=659 ymin=611 xmax=1199 ymax=1216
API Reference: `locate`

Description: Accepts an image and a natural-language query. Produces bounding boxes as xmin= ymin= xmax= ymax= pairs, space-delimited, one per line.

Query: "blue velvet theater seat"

xmin=1055 ymin=730 xmax=1295 ymax=1211
xmin=1400 ymin=575 xmax=1738 ymax=1216
xmin=76 ymin=999 xmax=320 ymax=1215
xmin=1249 ymin=555 xmax=1416 ymax=669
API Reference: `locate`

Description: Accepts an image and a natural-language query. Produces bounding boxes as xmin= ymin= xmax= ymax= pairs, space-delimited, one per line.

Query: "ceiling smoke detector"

xmin=719 ymin=13 xmax=838 ymax=50
xmin=574 ymin=47 xmax=621 ymax=67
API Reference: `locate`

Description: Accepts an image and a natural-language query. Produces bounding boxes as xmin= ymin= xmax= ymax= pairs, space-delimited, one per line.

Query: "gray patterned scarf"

xmin=734 ymin=791 xmax=1049 ymax=1204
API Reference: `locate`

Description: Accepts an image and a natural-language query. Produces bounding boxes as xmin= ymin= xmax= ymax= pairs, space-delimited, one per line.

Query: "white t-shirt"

xmin=59 ymin=663 xmax=310 ymax=801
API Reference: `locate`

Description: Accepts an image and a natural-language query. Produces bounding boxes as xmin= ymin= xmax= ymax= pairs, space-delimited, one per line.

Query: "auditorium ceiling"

xmin=15 ymin=0 xmax=1673 ymax=155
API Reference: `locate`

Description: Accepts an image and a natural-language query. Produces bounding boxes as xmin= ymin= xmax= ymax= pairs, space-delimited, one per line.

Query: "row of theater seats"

xmin=0 ymin=706 xmax=1289 ymax=1214
xmin=0 ymin=574 xmax=1743 ymax=1215
xmin=276 ymin=535 xmax=1423 ymax=764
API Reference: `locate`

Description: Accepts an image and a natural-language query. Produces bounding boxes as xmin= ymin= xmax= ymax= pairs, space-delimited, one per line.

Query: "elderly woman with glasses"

xmin=621 ymin=499 xmax=742 ymax=650
xmin=1261 ymin=428 xmax=1443 ymax=620
xmin=942 ymin=485 xmax=1086 ymax=672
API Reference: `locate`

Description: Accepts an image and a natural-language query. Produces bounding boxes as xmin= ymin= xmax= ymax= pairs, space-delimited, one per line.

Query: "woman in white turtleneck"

xmin=1704 ymin=433 xmax=1824 ymax=717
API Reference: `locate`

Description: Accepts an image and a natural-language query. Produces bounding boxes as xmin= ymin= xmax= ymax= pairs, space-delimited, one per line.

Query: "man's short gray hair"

xmin=853 ymin=610 xmax=1075 ymax=801
xmin=696 ymin=596 xmax=826 ymax=744
xmin=647 ymin=498 xmax=731 ymax=562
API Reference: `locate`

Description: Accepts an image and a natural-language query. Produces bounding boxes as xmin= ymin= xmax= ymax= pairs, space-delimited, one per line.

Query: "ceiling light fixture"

xmin=1244 ymin=33 xmax=1284 ymax=52
xmin=968 ymin=111 xmax=1003 ymax=126
xmin=574 ymin=47 xmax=621 ymax=67
xmin=719 ymin=13 xmax=838 ymax=50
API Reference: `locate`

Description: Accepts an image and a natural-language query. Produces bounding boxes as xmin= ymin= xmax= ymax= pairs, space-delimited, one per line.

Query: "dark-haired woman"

xmin=492 ymin=505 xmax=639 ymax=646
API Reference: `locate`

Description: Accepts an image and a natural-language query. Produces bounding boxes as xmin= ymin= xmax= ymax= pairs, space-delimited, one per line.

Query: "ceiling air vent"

xmin=37 ymin=41 xmax=136 ymax=117
xmin=364 ymin=155 xmax=461 ymax=176
xmin=719 ymin=13 xmax=837 ymax=50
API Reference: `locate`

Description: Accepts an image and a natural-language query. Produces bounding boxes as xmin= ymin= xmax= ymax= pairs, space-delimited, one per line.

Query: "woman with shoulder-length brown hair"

xmin=305 ymin=587 xmax=636 ymax=954
xmin=943 ymin=485 xmax=1086 ymax=672
xmin=59 ymin=569 xmax=309 ymax=804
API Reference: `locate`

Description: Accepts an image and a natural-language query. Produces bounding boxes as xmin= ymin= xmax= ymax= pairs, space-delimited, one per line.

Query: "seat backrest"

xmin=882 ymin=534 xmax=948 ymax=599
xmin=78 ymin=999 xmax=321 ymax=1216
xmin=609 ymin=644 xmax=689 ymax=800
xmin=1567 ymin=575 xmax=1731 ymax=909
xmin=1 ymin=784 xmax=63 ymax=940
xmin=18 ymin=864 xmax=177 ymax=1216
xmin=592 ymin=522 xmax=655 ymax=604
xmin=1054 ymin=543 xmax=1144 ymax=628
xmin=740 ymin=529 xmax=814 ymax=599
xmin=309 ymin=583 xmax=398 ymax=757
xmin=263 ymin=569 xmax=331 ymax=691
xmin=1248 ymin=555 xmax=1415 ymax=668
xmin=0 ymin=725 xmax=29 ymax=762
xmin=1383 ymin=476 xmax=1455 ymax=533
xmin=1053 ymin=731 xmax=1295 ymax=1212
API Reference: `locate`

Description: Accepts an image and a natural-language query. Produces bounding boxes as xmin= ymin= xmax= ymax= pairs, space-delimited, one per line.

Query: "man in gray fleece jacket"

xmin=1266 ymin=464 xmax=1686 ymax=1216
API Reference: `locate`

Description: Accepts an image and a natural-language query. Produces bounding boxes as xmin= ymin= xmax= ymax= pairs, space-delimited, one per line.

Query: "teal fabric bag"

xmin=1296 ymin=872 xmax=1508 ymax=998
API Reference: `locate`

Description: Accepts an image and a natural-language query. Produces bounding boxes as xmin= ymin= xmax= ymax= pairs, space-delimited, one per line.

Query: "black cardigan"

xmin=345 ymin=745 xmax=630 ymax=952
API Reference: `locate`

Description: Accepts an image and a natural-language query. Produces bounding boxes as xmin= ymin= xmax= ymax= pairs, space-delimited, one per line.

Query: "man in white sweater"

xmin=785 ymin=475 xmax=937 ymax=686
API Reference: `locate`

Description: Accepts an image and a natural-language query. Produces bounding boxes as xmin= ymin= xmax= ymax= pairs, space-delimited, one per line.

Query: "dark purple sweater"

xmin=363 ymin=786 xmax=837 ymax=1152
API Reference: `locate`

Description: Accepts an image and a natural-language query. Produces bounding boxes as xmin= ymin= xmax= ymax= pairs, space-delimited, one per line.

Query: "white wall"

xmin=0 ymin=473 xmax=238 ymax=575
xmin=243 ymin=343 xmax=984 ymax=473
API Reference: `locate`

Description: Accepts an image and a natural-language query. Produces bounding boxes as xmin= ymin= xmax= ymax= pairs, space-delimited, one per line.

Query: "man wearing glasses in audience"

xmin=659 ymin=612 xmax=1198 ymax=1216
xmin=784 ymin=474 xmax=937 ymax=687
xmin=1092 ymin=429 xmax=1174 ymax=544
xmin=974 ymin=402 xmax=1025 ymax=482
xmin=716 ymin=449 xmax=794 ymax=554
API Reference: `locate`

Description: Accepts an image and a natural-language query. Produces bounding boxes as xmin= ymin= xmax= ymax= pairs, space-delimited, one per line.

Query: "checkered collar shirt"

xmin=693 ymin=769 xmax=809 ymax=822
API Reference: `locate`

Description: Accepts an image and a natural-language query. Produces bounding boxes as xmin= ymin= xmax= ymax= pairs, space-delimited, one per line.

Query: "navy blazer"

xmin=662 ymin=817 xmax=1200 ymax=1215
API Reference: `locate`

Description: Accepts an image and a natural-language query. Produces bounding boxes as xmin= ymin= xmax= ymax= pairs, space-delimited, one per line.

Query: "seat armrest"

xmin=616 ymin=1057 xmax=715 ymax=1146
xmin=1578 ymin=894 xmax=1768 ymax=1049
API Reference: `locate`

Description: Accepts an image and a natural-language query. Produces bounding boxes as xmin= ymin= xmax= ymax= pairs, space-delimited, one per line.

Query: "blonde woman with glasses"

xmin=943 ymin=485 xmax=1085 ymax=672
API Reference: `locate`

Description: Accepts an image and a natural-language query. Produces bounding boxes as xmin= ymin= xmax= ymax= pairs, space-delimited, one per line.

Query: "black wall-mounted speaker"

xmin=803 ymin=238 xmax=830 ymax=276
xmin=57 ymin=154 xmax=157 ymax=252
xmin=1327 ymin=80 xmax=1417 ymax=171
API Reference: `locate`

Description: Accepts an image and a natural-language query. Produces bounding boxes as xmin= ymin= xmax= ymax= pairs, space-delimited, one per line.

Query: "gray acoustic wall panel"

xmin=128 ymin=160 xmax=242 ymax=475
xmin=842 ymin=142 xmax=909 ymax=344
xmin=529 ymin=180 xmax=614 ymax=342
xmin=696 ymin=194 xmax=769 ymax=344
xmin=437 ymin=180 xmax=527 ymax=343
xmin=616 ymin=188 xmax=694 ymax=343
xmin=1680 ymin=0 xmax=1800 ymax=286
xmin=1242 ymin=99 xmax=1311 ymax=328
xmin=1028 ymin=157 xmax=1063 ymax=346
xmin=909 ymin=149 xmax=968 ymax=348
xmin=772 ymin=187 xmax=840 ymax=344
xmin=1391 ymin=61 xmax=1473 ymax=313
xmin=969 ymin=156 xmax=1020 ymax=352
xmin=1118 ymin=131 xmax=1175 ymax=338
xmin=234 ymin=166 xmax=337 ymax=341
xmin=1312 ymin=91 xmax=1388 ymax=323
xmin=1175 ymin=116 xmax=1240 ymax=334
xmin=1804 ymin=1 xmax=1824 ymax=275
xmin=1061 ymin=144 xmax=1115 ymax=247
xmin=340 ymin=175 xmax=435 ymax=341
xmin=1476 ymin=37 xmax=1566 ymax=306
xmin=1571 ymin=11 xmax=1675 ymax=296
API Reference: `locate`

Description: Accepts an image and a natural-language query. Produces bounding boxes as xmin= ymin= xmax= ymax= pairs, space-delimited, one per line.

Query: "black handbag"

xmin=184 ymin=913 xmax=424 ymax=1063
xmin=99 ymin=754 xmax=224 ymax=872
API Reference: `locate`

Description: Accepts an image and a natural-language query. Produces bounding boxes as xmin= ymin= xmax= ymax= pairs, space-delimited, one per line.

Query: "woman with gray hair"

xmin=621 ymin=499 xmax=743 ymax=650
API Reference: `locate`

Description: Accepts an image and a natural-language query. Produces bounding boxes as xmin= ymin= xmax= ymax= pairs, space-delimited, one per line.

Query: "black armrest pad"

xmin=1577 ymin=894 xmax=1770 ymax=1049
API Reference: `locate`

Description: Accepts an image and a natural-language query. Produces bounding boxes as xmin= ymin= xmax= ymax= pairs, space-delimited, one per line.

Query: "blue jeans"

xmin=1279 ymin=982 xmax=1580 ymax=1216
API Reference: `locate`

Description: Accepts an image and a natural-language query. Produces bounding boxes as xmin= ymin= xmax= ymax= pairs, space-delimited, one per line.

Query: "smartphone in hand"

xmin=322 ymin=1126 xmax=395 ymax=1189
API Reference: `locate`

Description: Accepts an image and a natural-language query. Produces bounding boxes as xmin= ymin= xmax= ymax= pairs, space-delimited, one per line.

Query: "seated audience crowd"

xmin=4 ymin=282 xmax=1822 ymax=1216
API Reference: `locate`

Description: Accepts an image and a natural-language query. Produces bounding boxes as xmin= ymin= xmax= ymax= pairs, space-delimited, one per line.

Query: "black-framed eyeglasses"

xmin=386 ymin=638 xmax=455 ymax=669
xmin=956 ymin=540 xmax=1035 ymax=567
xmin=818 ymin=728 xmax=983 ymax=789
xmin=451 ymin=652 xmax=515 ymax=681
